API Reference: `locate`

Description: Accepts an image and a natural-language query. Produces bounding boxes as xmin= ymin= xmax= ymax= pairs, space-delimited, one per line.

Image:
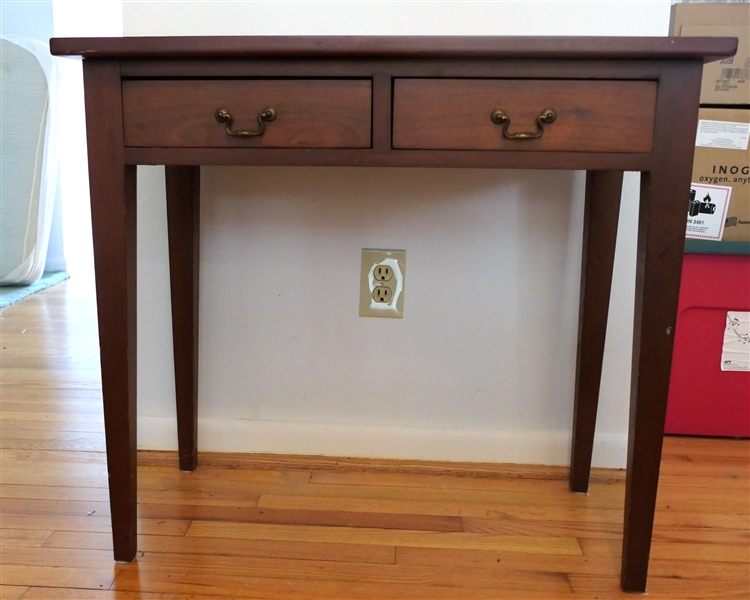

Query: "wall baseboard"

xmin=139 ymin=416 xmax=628 ymax=469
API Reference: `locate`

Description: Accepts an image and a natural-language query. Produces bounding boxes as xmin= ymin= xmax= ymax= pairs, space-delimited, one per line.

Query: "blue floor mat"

xmin=0 ymin=271 xmax=70 ymax=308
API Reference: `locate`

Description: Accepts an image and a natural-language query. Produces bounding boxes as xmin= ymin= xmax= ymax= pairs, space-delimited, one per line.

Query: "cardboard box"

xmin=686 ymin=108 xmax=750 ymax=253
xmin=671 ymin=3 xmax=750 ymax=105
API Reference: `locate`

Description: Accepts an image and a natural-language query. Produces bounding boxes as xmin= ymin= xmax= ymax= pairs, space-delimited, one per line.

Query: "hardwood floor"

xmin=1 ymin=278 xmax=748 ymax=599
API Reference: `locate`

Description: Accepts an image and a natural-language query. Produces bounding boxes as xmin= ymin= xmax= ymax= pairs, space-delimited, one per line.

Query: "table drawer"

xmin=122 ymin=79 xmax=372 ymax=148
xmin=392 ymin=79 xmax=657 ymax=153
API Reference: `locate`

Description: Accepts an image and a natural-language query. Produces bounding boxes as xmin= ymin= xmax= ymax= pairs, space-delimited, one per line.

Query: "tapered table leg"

xmin=570 ymin=171 xmax=624 ymax=493
xmin=620 ymin=61 xmax=703 ymax=593
xmin=83 ymin=60 xmax=138 ymax=562
xmin=165 ymin=166 xmax=201 ymax=471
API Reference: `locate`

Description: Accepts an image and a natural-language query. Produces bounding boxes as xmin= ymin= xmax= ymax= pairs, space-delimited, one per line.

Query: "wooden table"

xmin=50 ymin=35 xmax=736 ymax=593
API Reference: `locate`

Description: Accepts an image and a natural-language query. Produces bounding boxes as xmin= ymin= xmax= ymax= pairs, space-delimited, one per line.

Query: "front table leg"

xmin=621 ymin=169 xmax=689 ymax=592
xmin=165 ymin=166 xmax=201 ymax=471
xmin=620 ymin=62 xmax=701 ymax=593
xmin=83 ymin=60 xmax=138 ymax=561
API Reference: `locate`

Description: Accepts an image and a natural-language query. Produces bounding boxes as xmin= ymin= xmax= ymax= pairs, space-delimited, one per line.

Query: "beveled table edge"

xmin=50 ymin=35 xmax=737 ymax=63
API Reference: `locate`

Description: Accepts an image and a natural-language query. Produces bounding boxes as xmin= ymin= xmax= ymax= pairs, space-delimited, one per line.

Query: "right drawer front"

xmin=392 ymin=79 xmax=657 ymax=153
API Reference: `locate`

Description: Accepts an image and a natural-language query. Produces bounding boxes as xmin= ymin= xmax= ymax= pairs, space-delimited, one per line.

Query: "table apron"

xmin=123 ymin=147 xmax=654 ymax=171
xmin=119 ymin=58 xmax=666 ymax=80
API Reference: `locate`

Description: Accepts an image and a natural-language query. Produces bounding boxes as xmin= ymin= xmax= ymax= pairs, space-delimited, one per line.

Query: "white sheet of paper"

xmin=696 ymin=119 xmax=750 ymax=151
xmin=686 ymin=184 xmax=732 ymax=241
xmin=722 ymin=312 xmax=750 ymax=372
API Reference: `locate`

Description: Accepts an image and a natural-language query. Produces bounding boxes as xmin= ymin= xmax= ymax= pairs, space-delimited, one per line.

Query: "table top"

xmin=50 ymin=35 xmax=737 ymax=62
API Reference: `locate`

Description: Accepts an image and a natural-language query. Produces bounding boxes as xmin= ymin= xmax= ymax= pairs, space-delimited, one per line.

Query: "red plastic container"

xmin=665 ymin=254 xmax=750 ymax=437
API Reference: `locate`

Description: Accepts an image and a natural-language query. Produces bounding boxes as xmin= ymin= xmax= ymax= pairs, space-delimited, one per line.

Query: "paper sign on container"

xmin=686 ymin=183 xmax=732 ymax=241
xmin=696 ymin=120 xmax=750 ymax=151
xmin=722 ymin=312 xmax=750 ymax=372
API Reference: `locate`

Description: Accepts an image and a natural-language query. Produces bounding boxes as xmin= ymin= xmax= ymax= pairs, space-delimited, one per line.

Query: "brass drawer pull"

xmin=215 ymin=107 xmax=277 ymax=137
xmin=490 ymin=108 xmax=557 ymax=140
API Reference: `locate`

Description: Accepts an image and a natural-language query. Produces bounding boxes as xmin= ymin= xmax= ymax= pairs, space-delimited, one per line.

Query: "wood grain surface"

xmin=619 ymin=60 xmax=705 ymax=593
xmin=82 ymin=59 xmax=138 ymax=563
xmin=1 ymin=278 xmax=748 ymax=599
xmin=569 ymin=171 xmax=624 ymax=493
xmin=122 ymin=79 xmax=372 ymax=149
xmin=393 ymin=79 xmax=657 ymax=153
xmin=49 ymin=35 xmax=738 ymax=62
xmin=165 ymin=166 xmax=200 ymax=472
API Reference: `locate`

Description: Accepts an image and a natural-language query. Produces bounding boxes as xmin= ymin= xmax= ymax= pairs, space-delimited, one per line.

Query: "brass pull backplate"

xmin=490 ymin=108 xmax=557 ymax=140
xmin=215 ymin=107 xmax=277 ymax=137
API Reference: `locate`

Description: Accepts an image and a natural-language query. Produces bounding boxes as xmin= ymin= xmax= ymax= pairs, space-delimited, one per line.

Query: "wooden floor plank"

xmin=42 ymin=531 xmax=397 ymax=564
xmin=0 ymin=547 xmax=122 ymax=570
xmin=658 ymin=473 xmax=749 ymax=488
xmin=256 ymin=490 xmax=620 ymax=519
xmin=20 ymin=590 xmax=240 ymax=600
xmin=396 ymin=546 xmax=750 ymax=580
xmin=111 ymin=567 xmax=569 ymax=599
xmin=463 ymin=515 xmax=750 ymax=544
xmin=139 ymin=503 xmax=461 ymax=531
xmin=0 ymin=529 xmax=52 ymax=548
xmin=569 ymin=573 xmax=750 ymax=599
xmin=579 ymin=537 xmax=750 ymax=563
xmin=0 ymin=485 xmax=109 ymax=503
xmin=257 ymin=491 xmax=750 ymax=529
xmin=462 ymin=515 xmax=622 ymax=539
xmin=0 ymin=586 xmax=28 ymax=600
xmin=1 ymin=498 xmax=111 ymax=519
xmin=260 ymin=478 xmax=750 ymax=513
xmin=1 ymin=515 xmax=189 ymax=536
xmin=0 ymin=419 xmax=105 ymax=434
xmin=129 ymin=550 xmax=572 ymax=590
xmin=0 ymin=435 xmax=105 ymax=452
xmin=0 ymin=387 xmax=101 ymax=400
xmin=0 ymin=400 xmax=103 ymax=415
xmin=185 ymin=521 xmax=583 ymax=555
xmin=0 ymin=565 xmax=115 ymax=590
xmin=0 ymin=464 xmax=108 ymax=488
xmin=309 ymin=469 xmax=620 ymax=492
xmin=0 ymin=414 xmax=104 ymax=426
xmin=150 ymin=477 xmax=631 ymax=510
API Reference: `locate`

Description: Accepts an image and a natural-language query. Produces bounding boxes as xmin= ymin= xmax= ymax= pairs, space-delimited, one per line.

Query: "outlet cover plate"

xmin=360 ymin=249 xmax=406 ymax=318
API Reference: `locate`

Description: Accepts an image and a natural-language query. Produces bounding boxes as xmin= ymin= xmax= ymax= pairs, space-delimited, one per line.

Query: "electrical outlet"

xmin=360 ymin=249 xmax=406 ymax=318
xmin=372 ymin=286 xmax=392 ymax=303
xmin=374 ymin=265 xmax=393 ymax=282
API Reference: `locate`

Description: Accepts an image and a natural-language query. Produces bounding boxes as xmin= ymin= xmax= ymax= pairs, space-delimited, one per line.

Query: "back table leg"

xmin=570 ymin=170 xmax=623 ymax=493
xmin=165 ymin=166 xmax=201 ymax=471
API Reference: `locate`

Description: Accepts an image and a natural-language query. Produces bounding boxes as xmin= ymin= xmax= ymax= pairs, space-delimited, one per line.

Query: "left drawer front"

xmin=122 ymin=80 xmax=372 ymax=149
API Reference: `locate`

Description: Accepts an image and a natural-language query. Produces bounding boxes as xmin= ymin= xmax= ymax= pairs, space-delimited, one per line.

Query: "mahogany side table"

xmin=50 ymin=35 xmax=737 ymax=593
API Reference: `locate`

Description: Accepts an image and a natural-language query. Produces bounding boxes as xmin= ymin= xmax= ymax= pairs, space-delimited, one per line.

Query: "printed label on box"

xmin=686 ymin=184 xmax=732 ymax=241
xmin=696 ymin=120 xmax=750 ymax=151
xmin=722 ymin=312 xmax=750 ymax=372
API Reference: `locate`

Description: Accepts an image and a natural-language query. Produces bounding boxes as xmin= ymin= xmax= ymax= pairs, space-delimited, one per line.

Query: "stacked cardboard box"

xmin=672 ymin=2 xmax=750 ymax=254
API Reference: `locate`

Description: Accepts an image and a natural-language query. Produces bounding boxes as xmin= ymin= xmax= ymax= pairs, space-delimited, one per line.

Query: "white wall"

xmin=52 ymin=0 xmax=123 ymax=279
xmin=124 ymin=0 xmax=672 ymax=467
xmin=1 ymin=0 xmax=53 ymax=41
